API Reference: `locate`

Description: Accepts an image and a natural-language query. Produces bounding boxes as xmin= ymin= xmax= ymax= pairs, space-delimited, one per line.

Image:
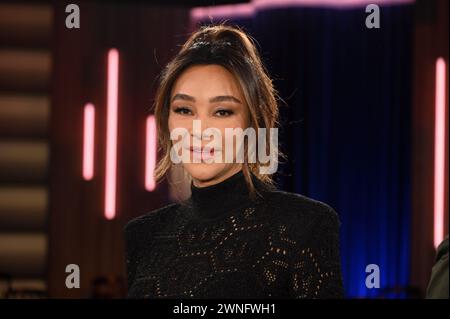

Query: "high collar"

xmin=188 ymin=170 xmax=266 ymax=220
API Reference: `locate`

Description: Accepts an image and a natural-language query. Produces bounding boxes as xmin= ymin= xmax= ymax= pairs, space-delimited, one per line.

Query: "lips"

xmin=188 ymin=145 xmax=218 ymax=161
xmin=190 ymin=146 xmax=214 ymax=154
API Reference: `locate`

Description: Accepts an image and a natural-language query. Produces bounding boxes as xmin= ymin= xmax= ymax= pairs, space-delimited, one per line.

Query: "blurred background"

xmin=0 ymin=0 xmax=447 ymax=298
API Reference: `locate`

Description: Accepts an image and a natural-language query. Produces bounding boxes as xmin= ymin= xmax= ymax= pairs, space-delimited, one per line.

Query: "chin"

xmin=183 ymin=163 xmax=229 ymax=184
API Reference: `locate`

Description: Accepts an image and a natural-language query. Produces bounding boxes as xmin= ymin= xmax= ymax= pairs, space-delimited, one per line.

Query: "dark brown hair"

xmin=153 ymin=24 xmax=280 ymax=197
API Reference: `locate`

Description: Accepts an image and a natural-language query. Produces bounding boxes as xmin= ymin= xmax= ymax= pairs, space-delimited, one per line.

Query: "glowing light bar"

xmin=145 ymin=115 xmax=157 ymax=192
xmin=191 ymin=0 xmax=415 ymax=20
xmin=83 ymin=103 xmax=95 ymax=180
xmin=434 ymin=57 xmax=447 ymax=248
xmin=105 ymin=48 xmax=119 ymax=220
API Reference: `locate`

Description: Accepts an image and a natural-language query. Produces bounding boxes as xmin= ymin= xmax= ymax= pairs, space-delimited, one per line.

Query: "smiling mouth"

xmin=190 ymin=146 xmax=214 ymax=154
xmin=186 ymin=146 xmax=221 ymax=161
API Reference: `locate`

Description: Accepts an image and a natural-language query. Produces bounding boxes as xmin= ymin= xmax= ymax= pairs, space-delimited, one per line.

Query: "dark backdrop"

xmin=195 ymin=4 xmax=413 ymax=297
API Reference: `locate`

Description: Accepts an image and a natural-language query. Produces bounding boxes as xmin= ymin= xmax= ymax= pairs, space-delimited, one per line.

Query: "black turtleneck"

xmin=124 ymin=170 xmax=344 ymax=298
xmin=189 ymin=170 xmax=268 ymax=220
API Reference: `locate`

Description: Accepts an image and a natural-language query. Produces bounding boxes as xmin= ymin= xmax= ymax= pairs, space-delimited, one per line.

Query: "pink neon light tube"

xmin=145 ymin=115 xmax=157 ymax=191
xmin=191 ymin=0 xmax=415 ymax=21
xmin=105 ymin=49 xmax=119 ymax=220
xmin=83 ymin=103 xmax=95 ymax=180
xmin=434 ymin=57 xmax=447 ymax=248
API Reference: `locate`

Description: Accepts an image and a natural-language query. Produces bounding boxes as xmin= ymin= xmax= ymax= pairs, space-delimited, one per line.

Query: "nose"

xmin=189 ymin=113 xmax=211 ymax=141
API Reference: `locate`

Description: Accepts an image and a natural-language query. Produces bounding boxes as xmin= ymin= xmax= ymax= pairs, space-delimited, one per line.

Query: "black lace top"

xmin=124 ymin=170 xmax=344 ymax=298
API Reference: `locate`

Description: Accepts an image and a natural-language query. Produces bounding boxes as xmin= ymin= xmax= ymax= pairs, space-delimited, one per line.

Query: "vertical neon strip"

xmin=105 ymin=49 xmax=119 ymax=220
xmin=83 ymin=103 xmax=95 ymax=180
xmin=434 ymin=57 xmax=446 ymax=248
xmin=145 ymin=115 xmax=157 ymax=191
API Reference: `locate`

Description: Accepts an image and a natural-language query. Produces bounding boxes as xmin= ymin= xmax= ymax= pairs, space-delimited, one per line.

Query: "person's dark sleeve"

xmin=288 ymin=208 xmax=345 ymax=298
xmin=426 ymin=236 xmax=449 ymax=299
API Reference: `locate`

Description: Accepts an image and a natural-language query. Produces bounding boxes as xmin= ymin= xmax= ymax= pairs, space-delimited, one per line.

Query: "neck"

xmin=187 ymin=170 xmax=265 ymax=220
xmin=192 ymin=165 xmax=243 ymax=188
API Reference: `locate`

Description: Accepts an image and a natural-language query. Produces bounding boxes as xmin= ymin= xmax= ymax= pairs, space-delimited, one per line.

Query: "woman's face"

xmin=168 ymin=64 xmax=249 ymax=187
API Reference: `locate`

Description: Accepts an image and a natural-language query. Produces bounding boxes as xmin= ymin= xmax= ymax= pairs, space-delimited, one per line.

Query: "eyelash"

xmin=173 ymin=107 xmax=192 ymax=115
xmin=172 ymin=107 xmax=234 ymax=117
xmin=215 ymin=109 xmax=234 ymax=117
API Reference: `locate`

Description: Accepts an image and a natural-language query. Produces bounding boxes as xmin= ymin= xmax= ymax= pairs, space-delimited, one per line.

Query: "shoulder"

xmin=124 ymin=202 xmax=180 ymax=237
xmin=264 ymin=189 xmax=339 ymax=221
xmin=263 ymin=189 xmax=341 ymax=239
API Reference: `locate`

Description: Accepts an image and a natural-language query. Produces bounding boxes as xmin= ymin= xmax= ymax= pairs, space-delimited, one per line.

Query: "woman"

xmin=125 ymin=24 xmax=344 ymax=298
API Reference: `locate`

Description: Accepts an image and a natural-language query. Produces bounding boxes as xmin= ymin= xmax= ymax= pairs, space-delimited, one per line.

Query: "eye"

xmin=172 ymin=106 xmax=192 ymax=115
xmin=215 ymin=109 xmax=234 ymax=117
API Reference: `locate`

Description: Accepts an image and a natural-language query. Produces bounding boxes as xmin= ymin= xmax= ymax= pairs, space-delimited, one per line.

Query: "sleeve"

xmin=288 ymin=207 xmax=345 ymax=298
xmin=123 ymin=204 xmax=178 ymax=297
xmin=426 ymin=236 xmax=449 ymax=299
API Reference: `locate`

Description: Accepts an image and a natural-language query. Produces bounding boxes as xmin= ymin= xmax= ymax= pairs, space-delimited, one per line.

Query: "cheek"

xmin=167 ymin=114 xmax=176 ymax=131
xmin=168 ymin=114 xmax=190 ymax=132
xmin=215 ymin=118 xmax=249 ymax=152
xmin=168 ymin=115 xmax=188 ymax=145
xmin=234 ymin=107 xmax=251 ymax=130
xmin=218 ymin=112 xmax=249 ymax=130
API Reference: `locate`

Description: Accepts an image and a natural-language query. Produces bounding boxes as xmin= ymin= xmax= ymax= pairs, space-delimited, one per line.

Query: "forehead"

xmin=171 ymin=64 xmax=243 ymax=98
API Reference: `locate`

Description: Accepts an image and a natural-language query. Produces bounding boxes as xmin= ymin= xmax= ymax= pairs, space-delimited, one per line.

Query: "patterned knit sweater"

xmin=124 ymin=170 xmax=344 ymax=298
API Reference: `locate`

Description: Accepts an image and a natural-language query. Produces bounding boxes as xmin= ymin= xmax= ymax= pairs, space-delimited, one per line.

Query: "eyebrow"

xmin=171 ymin=93 xmax=242 ymax=104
